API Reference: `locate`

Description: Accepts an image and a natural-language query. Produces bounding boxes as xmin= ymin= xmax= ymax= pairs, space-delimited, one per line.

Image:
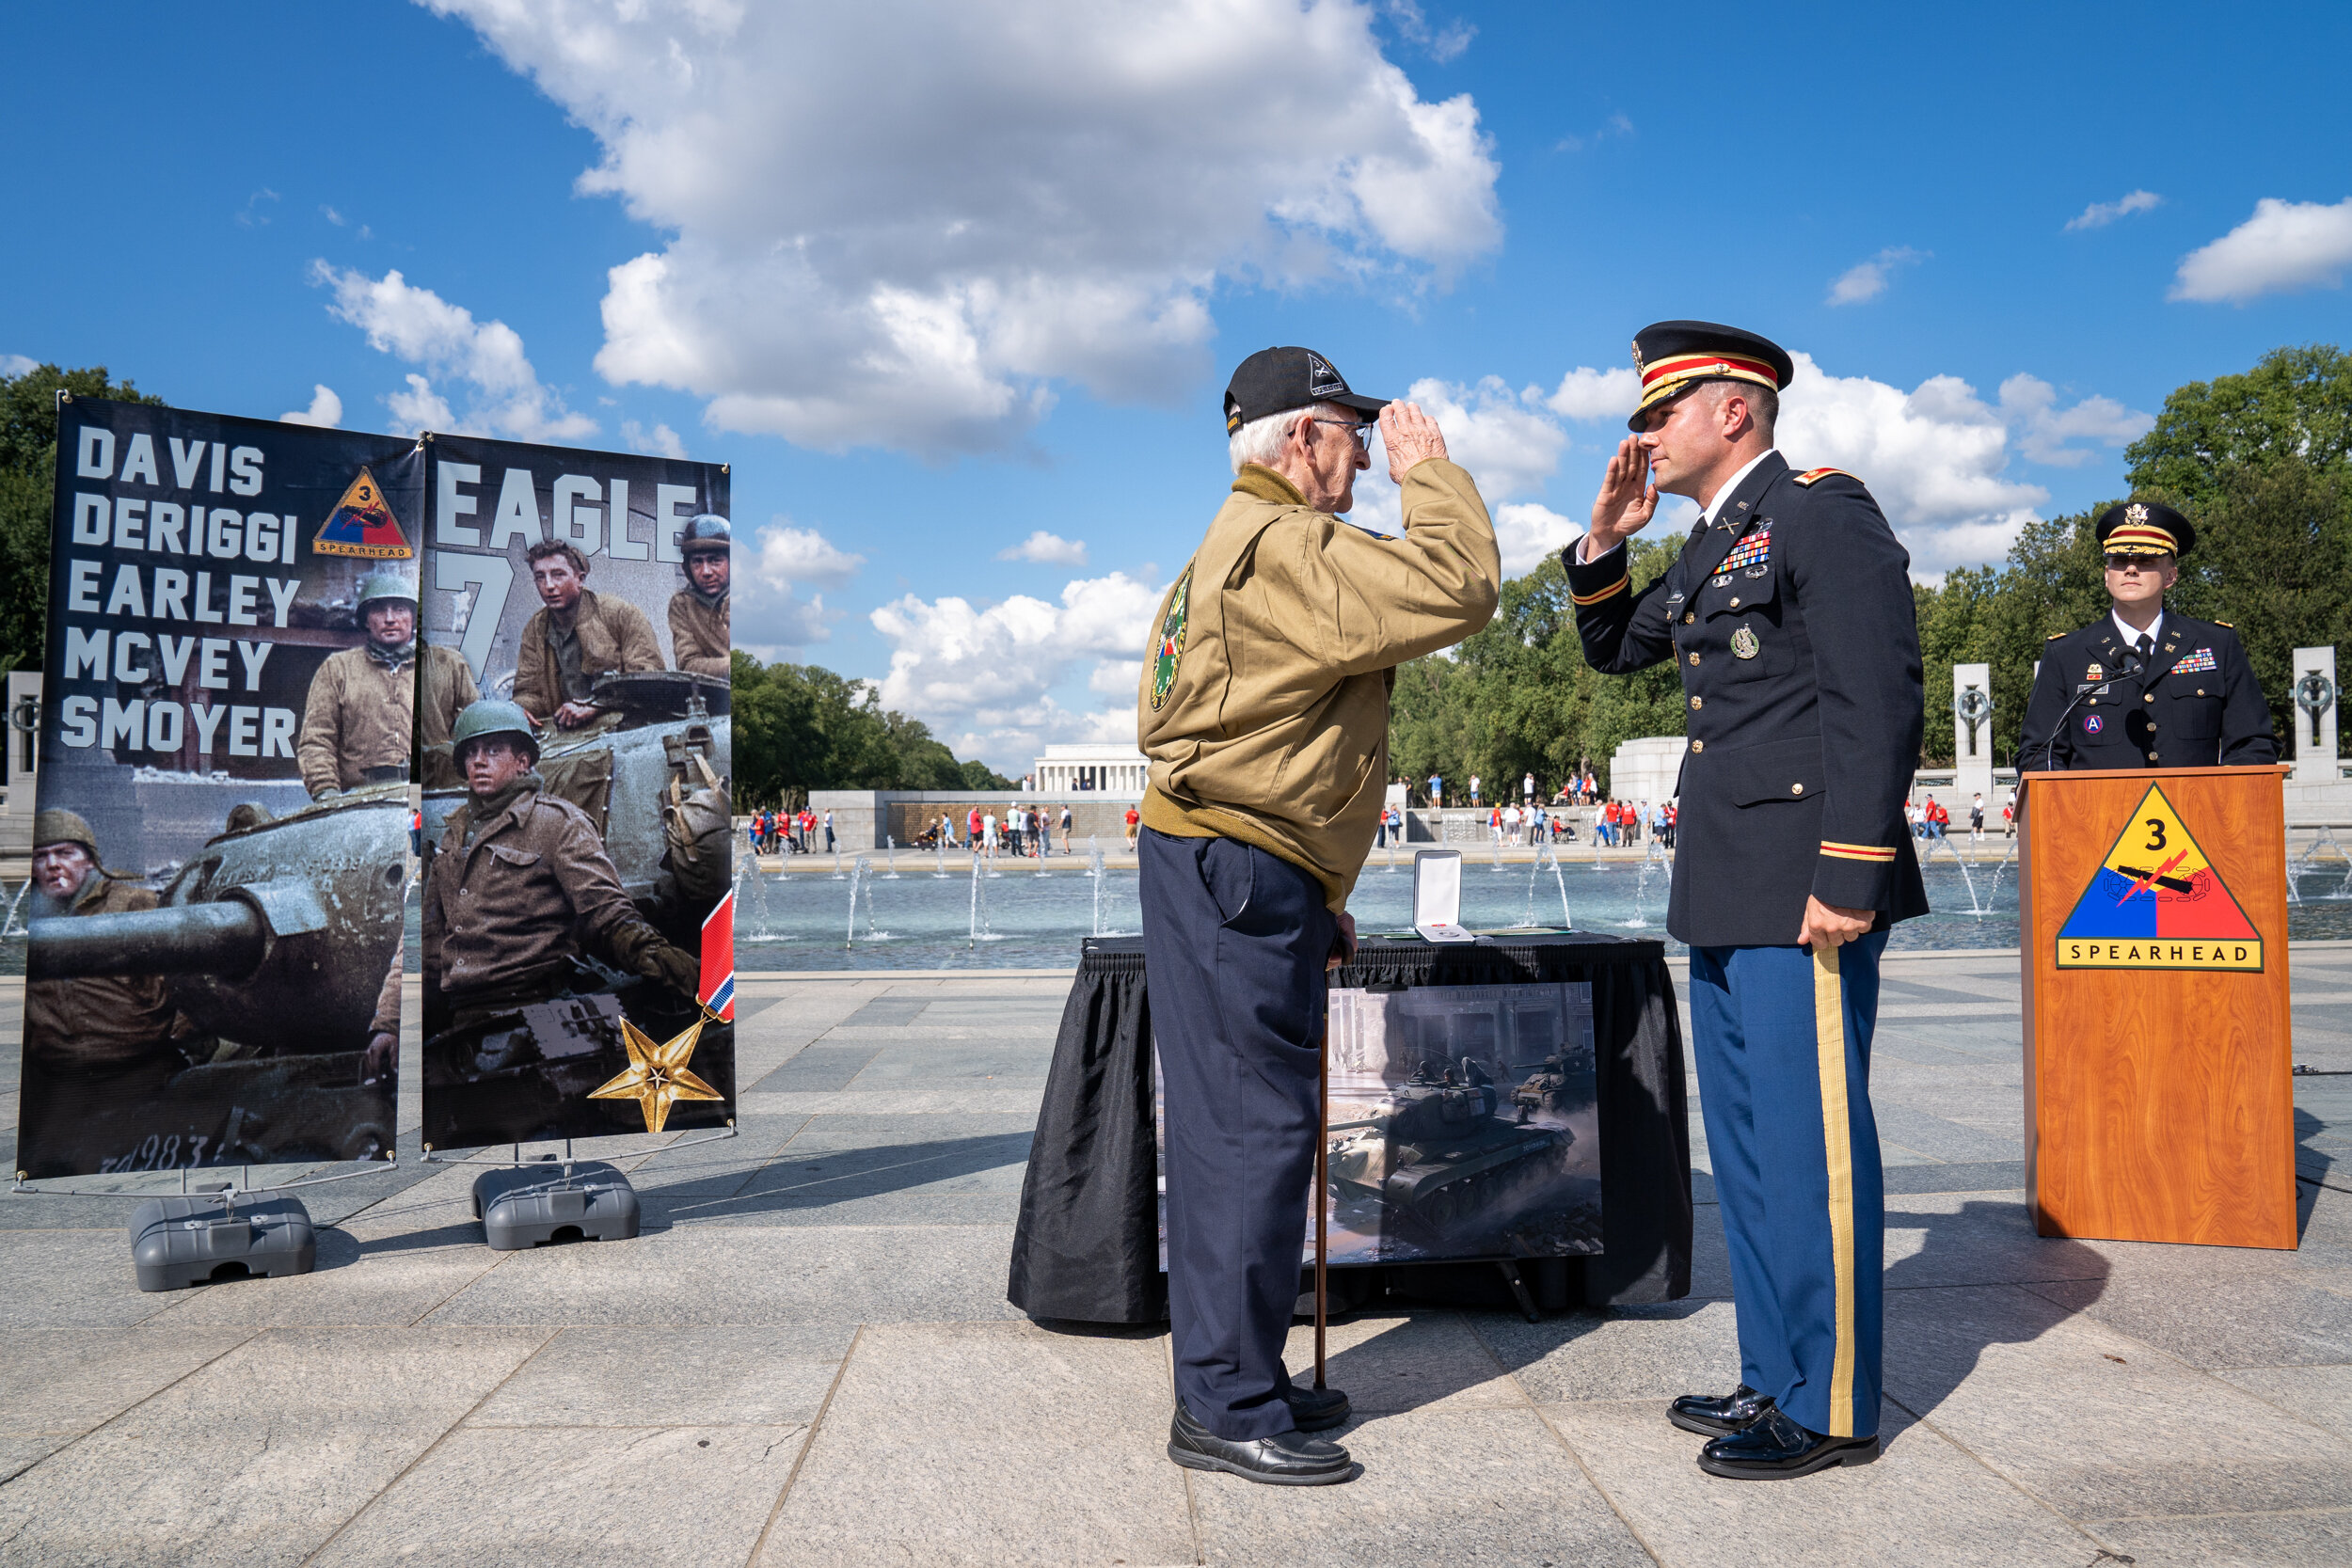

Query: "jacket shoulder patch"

xmin=1149 ymin=565 xmax=1193 ymax=712
xmin=2046 ymin=630 xmax=2067 ymax=641
xmin=2214 ymin=620 xmax=2233 ymax=628
xmin=1791 ymin=467 xmax=1859 ymax=487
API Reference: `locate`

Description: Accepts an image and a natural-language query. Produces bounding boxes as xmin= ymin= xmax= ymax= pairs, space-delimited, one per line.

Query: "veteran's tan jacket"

xmin=1137 ymin=460 xmax=1498 ymax=910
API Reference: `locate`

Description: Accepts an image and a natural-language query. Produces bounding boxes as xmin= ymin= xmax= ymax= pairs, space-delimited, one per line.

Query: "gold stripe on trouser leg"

xmin=1812 ymin=942 xmax=1857 ymax=1437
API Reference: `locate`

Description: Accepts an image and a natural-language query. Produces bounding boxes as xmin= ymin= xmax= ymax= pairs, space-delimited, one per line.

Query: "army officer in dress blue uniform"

xmin=2017 ymin=501 xmax=2277 ymax=770
xmin=1565 ymin=322 xmax=1928 ymax=1481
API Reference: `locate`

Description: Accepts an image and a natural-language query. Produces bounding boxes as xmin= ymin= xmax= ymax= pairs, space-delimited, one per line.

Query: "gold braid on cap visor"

xmin=1632 ymin=353 xmax=1782 ymax=415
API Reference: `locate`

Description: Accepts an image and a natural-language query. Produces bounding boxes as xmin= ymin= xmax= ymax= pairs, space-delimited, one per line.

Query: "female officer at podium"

xmin=2017 ymin=502 xmax=2276 ymax=770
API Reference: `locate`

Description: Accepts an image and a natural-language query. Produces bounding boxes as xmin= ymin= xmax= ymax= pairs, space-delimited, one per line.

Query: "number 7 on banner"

xmin=700 ymin=890 xmax=735 ymax=1022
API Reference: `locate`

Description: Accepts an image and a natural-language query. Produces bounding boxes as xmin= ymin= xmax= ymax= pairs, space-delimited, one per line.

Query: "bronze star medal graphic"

xmin=589 ymin=1015 xmax=723 ymax=1133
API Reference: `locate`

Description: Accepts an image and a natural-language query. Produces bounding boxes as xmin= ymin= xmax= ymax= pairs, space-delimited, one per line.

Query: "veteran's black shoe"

xmin=1697 ymin=1406 xmax=1879 ymax=1480
xmin=1284 ymin=1384 xmax=1351 ymax=1433
xmin=1667 ymin=1384 xmax=1772 ymax=1437
xmin=1168 ymin=1401 xmax=1359 ymax=1485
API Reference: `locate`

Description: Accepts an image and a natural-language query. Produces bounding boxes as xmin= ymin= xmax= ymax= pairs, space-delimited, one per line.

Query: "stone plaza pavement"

xmin=1 ymin=944 xmax=2349 ymax=1567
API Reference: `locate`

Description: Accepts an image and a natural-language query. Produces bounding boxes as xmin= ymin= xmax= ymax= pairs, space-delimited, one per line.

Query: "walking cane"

xmin=1314 ymin=992 xmax=1329 ymax=1391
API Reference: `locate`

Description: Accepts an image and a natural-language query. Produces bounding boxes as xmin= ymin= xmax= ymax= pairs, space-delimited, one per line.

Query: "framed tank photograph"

xmin=1153 ymin=980 xmax=1602 ymax=1270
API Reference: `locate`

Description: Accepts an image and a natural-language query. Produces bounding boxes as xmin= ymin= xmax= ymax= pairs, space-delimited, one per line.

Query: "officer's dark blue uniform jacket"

xmin=1565 ymin=451 xmax=1930 ymax=948
xmin=2017 ymin=613 xmax=2277 ymax=771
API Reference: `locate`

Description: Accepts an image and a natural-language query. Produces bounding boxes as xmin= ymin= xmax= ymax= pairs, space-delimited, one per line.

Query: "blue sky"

xmin=7 ymin=1 xmax=2350 ymax=772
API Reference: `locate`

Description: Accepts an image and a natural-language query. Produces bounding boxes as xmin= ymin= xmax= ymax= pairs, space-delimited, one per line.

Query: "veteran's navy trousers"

xmin=1139 ymin=827 xmax=1332 ymax=1441
xmin=1687 ymin=934 xmax=1888 ymax=1439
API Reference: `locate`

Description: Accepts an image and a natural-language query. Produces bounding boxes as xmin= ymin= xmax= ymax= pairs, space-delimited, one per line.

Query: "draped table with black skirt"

xmin=1007 ymin=932 xmax=1691 ymax=1323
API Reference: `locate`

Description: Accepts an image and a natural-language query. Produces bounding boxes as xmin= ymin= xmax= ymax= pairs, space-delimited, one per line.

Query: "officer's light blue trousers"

xmin=1687 ymin=934 xmax=1887 ymax=1438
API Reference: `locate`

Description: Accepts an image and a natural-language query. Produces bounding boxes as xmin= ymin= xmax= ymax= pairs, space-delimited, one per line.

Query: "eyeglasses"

xmin=1311 ymin=418 xmax=1375 ymax=452
xmin=2103 ymin=552 xmax=2170 ymax=571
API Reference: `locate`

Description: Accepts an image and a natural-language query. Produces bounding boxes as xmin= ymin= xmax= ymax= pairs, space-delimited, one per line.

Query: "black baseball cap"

xmin=1223 ymin=346 xmax=1390 ymax=435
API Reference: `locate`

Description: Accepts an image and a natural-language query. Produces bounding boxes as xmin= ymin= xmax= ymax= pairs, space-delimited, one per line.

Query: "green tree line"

xmin=729 ymin=651 xmax=1012 ymax=808
xmin=1391 ymin=344 xmax=2352 ymax=795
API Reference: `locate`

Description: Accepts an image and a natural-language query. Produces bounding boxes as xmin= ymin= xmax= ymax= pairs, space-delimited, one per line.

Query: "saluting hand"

xmin=1379 ymin=402 xmax=1448 ymax=481
xmin=1584 ymin=435 xmax=1658 ymax=560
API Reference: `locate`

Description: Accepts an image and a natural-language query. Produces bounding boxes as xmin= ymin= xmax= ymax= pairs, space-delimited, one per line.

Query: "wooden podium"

xmin=2018 ymin=764 xmax=2296 ymax=1249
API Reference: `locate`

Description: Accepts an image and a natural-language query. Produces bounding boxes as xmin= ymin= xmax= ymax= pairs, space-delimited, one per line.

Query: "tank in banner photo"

xmin=19 ymin=397 xmax=420 ymax=1180
xmin=416 ymin=433 xmax=735 ymax=1152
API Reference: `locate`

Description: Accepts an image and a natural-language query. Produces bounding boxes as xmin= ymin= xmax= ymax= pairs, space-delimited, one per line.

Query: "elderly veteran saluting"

xmin=2017 ymin=500 xmax=2276 ymax=771
xmin=1568 ymin=322 xmax=1927 ymax=1480
xmin=1139 ymin=346 xmax=1499 ymax=1486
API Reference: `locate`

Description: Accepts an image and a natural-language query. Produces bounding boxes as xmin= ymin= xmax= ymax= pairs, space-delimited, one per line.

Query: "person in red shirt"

xmin=1123 ymin=803 xmax=1141 ymax=849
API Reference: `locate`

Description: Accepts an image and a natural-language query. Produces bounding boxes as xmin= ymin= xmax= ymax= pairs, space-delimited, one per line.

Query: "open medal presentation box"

xmin=2017 ymin=764 xmax=2296 ymax=1248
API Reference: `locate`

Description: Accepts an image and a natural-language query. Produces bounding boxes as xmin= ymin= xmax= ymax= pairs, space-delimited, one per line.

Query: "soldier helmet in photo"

xmin=355 ymin=571 xmax=418 ymax=616
xmin=451 ymin=699 xmax=541 ymax=765
xmin=32 ymin=807 xmax=102 ymax=859
xmin=1627 ymin=321 xmax=1795 ymax=431
xmin=680 ymin=515 xmax=731 ymax=555
xmin=2095 ymin=500 xmax=2193 ymax=560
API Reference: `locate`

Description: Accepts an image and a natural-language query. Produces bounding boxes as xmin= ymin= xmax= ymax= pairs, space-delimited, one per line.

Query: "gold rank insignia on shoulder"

xmin=2215 ymin=620 xmax=2233 ymax=627
xmin=2046 ymin=630 xmax=2067 ymax=641
xmin=1792 ymin=467 xmax=1858 ymax=486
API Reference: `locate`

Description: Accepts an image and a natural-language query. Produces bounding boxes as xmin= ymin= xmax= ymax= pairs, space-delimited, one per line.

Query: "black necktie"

xmin=2134 ymin=633 xmax=2153 ymax=665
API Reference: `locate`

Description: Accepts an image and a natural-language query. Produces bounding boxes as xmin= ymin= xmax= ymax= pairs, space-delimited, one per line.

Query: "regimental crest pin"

xmin=1150 ymin=564 xmax=1192 ymax=712
xmin=312 ymin=465 xmax=414 ymax=560
xmin=2086 ymin=662 xmax=2104 ymax=682
xmin=1730 ymin=625 xmax=1760 ymax=659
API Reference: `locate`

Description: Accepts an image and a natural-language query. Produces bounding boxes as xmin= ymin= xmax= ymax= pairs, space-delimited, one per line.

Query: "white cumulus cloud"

xmin=426 ymin=0 xmax=1501 ymax=457
xmin=279 ymin=385 xmax=342 ymax=428
xmin=2170 ymin=196 xmax=2352 ymax=303
xmin=2065 ymin=189 xmax=2161 ymax=232
xmin=621 ymin=420 xmax=687 ymax=459
xmin=870 ymin=570 xmax=1161 ymax=768
xmin=1493 ymin=501 xmax=1580 ymax=578
xmin=1826 ymin=246 xmax=1928 ymax=306
xmin=999 ymin=531 xmax=1089 ymax=566
xmin=1995 ymin=374 xmax=2152 ymax=467
xmin=735 ymin=521 xmax=866 ymax=659
xmin=312 ymin=262 xmax=596 ymax=441
xmin=1544 ymin=365 xmax=1641 ymax=422
xmin=2 ymin=353 xmax=40 ymax=379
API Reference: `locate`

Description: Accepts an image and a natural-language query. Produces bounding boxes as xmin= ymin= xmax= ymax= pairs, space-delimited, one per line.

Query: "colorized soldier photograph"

xmin=18 ymin=401 xmax=419 ymax=1179
xmin=417 ymin=436 xmax=735 ymax=1149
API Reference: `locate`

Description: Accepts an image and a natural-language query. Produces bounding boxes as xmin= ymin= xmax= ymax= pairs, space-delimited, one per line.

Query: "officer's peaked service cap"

xmin=1629 ymin=321 xmax=1795 ymax=430
xmin=1224 ymin=346 xmax=1390 ymax=435
xmin=2095 ymin=500 xmax=2193 ymax=560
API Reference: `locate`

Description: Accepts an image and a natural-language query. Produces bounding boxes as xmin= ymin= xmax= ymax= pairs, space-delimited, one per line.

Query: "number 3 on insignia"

xmin=1150 ymin=565 xmax=1192 ymax=712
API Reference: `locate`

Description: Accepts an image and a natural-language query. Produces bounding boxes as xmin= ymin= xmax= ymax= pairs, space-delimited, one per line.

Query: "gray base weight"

xmin=128 ymin=1196 xmax=316 ymax=1292
xmin=472 ymin=1161 xmax=640 ymax=1250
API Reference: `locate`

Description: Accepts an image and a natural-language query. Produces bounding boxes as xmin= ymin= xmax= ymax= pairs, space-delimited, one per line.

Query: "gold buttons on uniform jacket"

xmin=1683 ymin=612 xmax=1694 ymax=624
xmin=2148 ymin=752 xmax=2159 ymax=762
xmin=1691 ymin=739 xmax=1705 ymax=752
xmin=1791 ymin=783 xmax=1804 ymax=795
xmin=1729 ymin=597 xmax=1741 ymax=608
xmin=1689 ymin=652 xmax=1701 ymax=666
xmin=1691 ymin=696 xmax=1702 ymax=709
xmin=2144 ymin=693 xmax=2153 ymax=703
xmin=2198 ymin=689 xmax=2206 ymax=696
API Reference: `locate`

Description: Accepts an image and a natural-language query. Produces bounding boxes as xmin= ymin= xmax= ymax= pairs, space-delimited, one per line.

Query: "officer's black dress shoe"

xmin=1697 ymin=1406 xmax=1879 ymax=1480
xmin=1168 ymin=1401 xmax=1359 ymax=1485
xmin=1284 ymin=1384 xmax=1351 ymax=1433
xmin=1667 ymin=1384 xmax=1771 ymax=1437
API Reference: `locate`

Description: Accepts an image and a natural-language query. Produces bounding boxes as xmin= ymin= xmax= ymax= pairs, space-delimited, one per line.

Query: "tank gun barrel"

xmin=30 ymin=901 xmax=268 ymax=978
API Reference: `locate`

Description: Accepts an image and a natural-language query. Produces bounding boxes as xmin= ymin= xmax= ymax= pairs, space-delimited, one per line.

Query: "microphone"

xmin=2035 ymin=680 xmax=2111 ymax=775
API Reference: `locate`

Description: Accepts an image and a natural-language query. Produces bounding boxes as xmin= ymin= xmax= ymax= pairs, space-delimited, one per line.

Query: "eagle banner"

xmin=17 ymin=397 xmax=419 ymax=1180
xmin=415 ymin=434 xmax=734 ymax=1151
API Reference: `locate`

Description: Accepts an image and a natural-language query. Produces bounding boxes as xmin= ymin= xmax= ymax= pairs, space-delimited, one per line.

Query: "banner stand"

xmin=9 ymin=1158 xmax=405 ymax=1291
xmin=422 ymin=1124 xmax=738 ymax=1250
